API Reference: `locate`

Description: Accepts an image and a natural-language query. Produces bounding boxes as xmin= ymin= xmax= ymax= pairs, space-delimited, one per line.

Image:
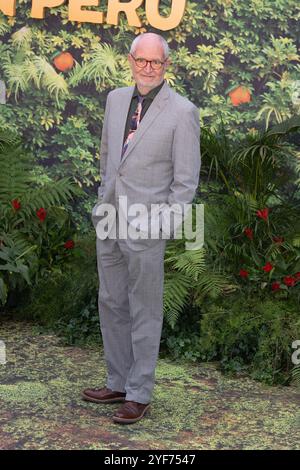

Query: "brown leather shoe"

xmin=112 ymin=400 xmax=151 ymax=424
xmin=82 ymin=386 xmax=126 ymax=404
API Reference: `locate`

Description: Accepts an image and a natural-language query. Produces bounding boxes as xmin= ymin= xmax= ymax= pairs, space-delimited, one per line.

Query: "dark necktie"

xmin=121 ymin=95 xmax=145 ymax=158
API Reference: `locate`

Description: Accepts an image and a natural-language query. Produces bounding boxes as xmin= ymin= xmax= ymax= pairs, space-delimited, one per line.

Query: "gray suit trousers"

xmin=96 ymin=236 xmax=167 ymax=404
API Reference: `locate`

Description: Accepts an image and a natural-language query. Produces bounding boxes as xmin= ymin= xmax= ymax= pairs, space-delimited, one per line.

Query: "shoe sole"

xmin=81 ymin=392 xmax=126 ymax=404
xmin=112 ymin=404 xmax=151 ymax=424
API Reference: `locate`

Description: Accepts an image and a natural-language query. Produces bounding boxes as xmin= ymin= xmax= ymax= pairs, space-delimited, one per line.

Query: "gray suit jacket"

xmin=92 ymin=81 xmax=201 ymax=249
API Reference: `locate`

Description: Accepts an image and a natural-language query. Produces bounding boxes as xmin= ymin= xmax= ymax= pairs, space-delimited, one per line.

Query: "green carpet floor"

xmin=0 ymin=321 xmax=299 ymax=450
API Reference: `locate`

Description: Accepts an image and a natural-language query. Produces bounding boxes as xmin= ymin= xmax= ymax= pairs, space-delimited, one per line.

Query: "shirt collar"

xmin=132 ymin=80 xmax=165 ymax=100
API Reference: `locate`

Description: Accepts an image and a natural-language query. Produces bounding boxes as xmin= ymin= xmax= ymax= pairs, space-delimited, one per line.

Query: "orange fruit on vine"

xmin=229 ymin=86 xmax=251 ymax=106
xmin=53 ymin=51 xmax=74 ymax=72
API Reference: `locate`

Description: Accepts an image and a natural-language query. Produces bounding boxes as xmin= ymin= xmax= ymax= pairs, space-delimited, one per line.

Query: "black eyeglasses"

xmin=130 ymin=53 xmax=167 ymax=70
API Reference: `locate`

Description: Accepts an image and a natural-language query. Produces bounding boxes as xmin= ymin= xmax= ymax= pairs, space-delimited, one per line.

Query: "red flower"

xmin=244 ymin=227 xmax=253 ymax=240
xmin=36 ymin=207 xmax=47 ymax=222
xmin=256 ymin=208 xmax=269 ymax=221
xmin=262 ymin=262 xmax=273 ymax=273
xmin=272 ymin=236 xmax=284 ymax=244
xmin=12 ymin=198 xmax=21 ymax=211
xmin=283 ymin=276 xmax=295 ymax=287
xmin=271 ymin=282 xmax=281 ymax=291
xmin=239 ymin=269 xmax=249 ymax=278
xmin=294 ymin=272 xmax=300 ymax=280
xmin=64 ymin=239 xmax=75 ymax=250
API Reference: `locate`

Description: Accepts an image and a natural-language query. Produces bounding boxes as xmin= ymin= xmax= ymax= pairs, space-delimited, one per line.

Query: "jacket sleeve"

xmin=160 ymin=103 xmax=201 ymax=236
xmin=97 ymin=91 xmax=112 ymax=201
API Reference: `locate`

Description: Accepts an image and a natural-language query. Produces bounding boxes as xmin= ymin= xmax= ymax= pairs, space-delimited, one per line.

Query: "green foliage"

xmin=291 ymin=365 xmax=300 ymax=387
xmin=200 ymin=117 xmax=300 ymax=300
xmin=0 ymin=0 xmax=299 ymax=228
xmin=163 ymin=239 xmax=231 ymax=328
xmin=0 ymin=131 xmax=82 ymax=306
xmin=162 ymin=115 xmax=299 ymax=386
xmin=1 ymin=2 xmax=299 ymax=386
xmin=163 ymin=293 xmax=299 ymax=385
xmin=198 ymin=295 xmax=300 ymax=385
xmin=17 ymin=233 xmax=101 ymax=346
xmin=161 ymin=305 xmax=203 ymax=362
xmin=163 ymin=117 xmax=300 ymax=332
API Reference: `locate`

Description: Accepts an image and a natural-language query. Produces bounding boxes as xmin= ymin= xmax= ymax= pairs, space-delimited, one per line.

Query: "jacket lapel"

xmin=118 ymin=81 xmax=170 ymax=168
xmin=114 ymin=86 xmax=135 ymax=166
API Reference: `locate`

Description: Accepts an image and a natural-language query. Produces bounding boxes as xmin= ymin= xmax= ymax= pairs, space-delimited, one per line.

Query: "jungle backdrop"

xmin=0 ymin=0 xmax=300 ymax=386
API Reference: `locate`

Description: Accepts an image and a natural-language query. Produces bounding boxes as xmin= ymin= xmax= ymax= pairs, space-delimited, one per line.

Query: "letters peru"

xmin=0 ymin=1 xmax=187 ymax=31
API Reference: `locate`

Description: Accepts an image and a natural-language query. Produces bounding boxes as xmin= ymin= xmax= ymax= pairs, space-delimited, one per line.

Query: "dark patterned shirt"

xmin=123 ymin=80 xmax=165 ymax=144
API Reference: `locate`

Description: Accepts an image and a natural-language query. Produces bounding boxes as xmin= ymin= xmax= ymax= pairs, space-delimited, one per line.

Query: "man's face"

xmin=128 ymin=39 xmax=170 ymax=92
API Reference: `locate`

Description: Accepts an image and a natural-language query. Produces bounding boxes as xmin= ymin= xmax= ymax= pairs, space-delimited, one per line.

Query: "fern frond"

xmin=0 ymin=141 xmax=81 ymax=222
xmin=0 ymin=16 xmax=11 ymax=36
xmin=2 ymin=52 xmax=29 ymax=99
xmin=291 ymin=365 xmax=300 ymax=387
xmin=0 ymin=130 xmax=18 ymax=151
xmin=163 ymin=271 xmax=192 ymax=328
xmin=19 ymin=178 xmax=78 ymax=213
xmin=0 ymin=231 xmax=36 ymax=257
xmin=0 ymin=147 xmax=34 ymax=199
xmin=195 ymin=271 xmax=231 ymax=301
xmin=167 ymin=249 xmax=206 ymax=281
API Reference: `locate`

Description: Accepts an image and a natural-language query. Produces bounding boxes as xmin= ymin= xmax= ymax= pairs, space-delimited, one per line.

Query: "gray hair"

xmin=130 ymin=33 xmax=170 ymax=59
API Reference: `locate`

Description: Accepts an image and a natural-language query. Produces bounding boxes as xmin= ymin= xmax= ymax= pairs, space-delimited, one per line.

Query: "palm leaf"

xmin=11 ymin=26 xmax=32 ymax=50
xmin=69 ymin=43 xmax=123 ymax=87
xmin=266 ymin=114 xmax=300 ymax=138
xmin=2 ymin=49 xmax=69 ymax=101
xmin=33 ymin=56 xmax=69 ymax=102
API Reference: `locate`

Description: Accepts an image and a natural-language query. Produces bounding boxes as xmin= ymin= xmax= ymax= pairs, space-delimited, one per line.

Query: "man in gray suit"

xmin=82 ymin=33 xmax=201 ymax=424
